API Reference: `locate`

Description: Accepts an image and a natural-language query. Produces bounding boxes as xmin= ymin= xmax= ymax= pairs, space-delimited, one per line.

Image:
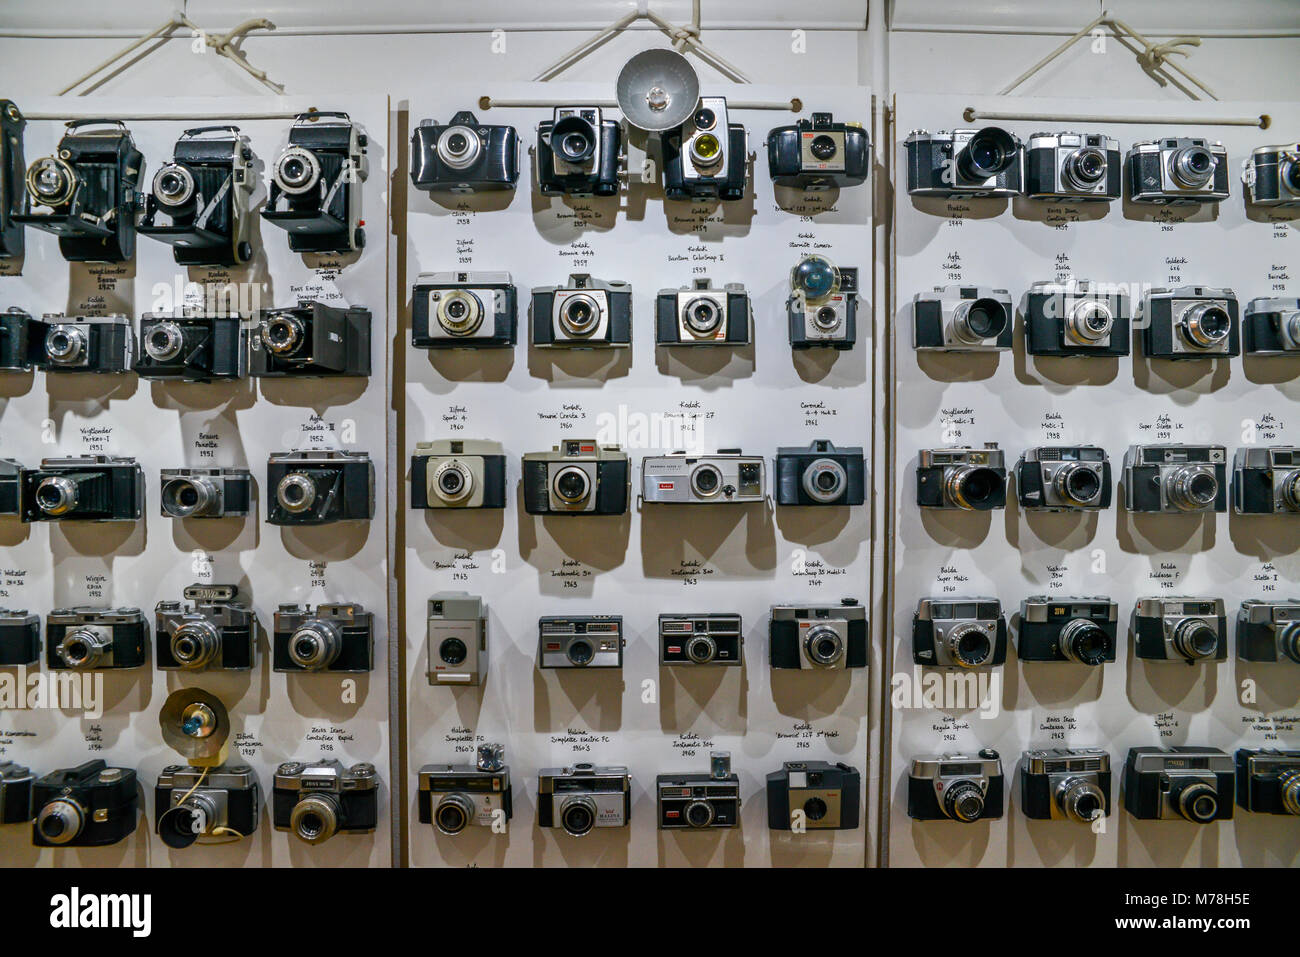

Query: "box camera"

xmin=913 ymin=285 xmax=1013 ymax=352
xmin=411 ymin=271 xmax=517 ymax=348
xmin=0 ymin=609 xmax=39 ymax=666
xmin=662 ymin=96 xmax=747 ymax=202
xmin=521 ymin=440 xmax=629 ymax=515
xmin=1016 ymin=445 xmax=1112 ymax=511
xmin=769 ymin=600 xmax=867 ymax=670
xmin=138 ymin=126 xmax=255 ymax=266
xmin=912 ymin=597 xmax=1007 ymax=669
xmin=32 ymin=760 xmax=138 ymax=847
xmin=1123 ymin=746 xmax=1234 ymax=823
xmin=907 ymin=750 xmax=1004 ymax=823
xmin=1242 ymin=297 xmax=1300 ymax=355
xmin=767 ymin=760 xmax=860 ymax=830
xmin=418 ymin=743 xmax=511 ymax=834
xmin=272 ymin=759 xmax=379 ymax=844
xmin=767 ymin=112 xmax=869 ymax=191
xmin=536 ymin=107 xmax=622 ymax=197
xmin=1140 ymin=285 xmax=1239 ymax=359
xmin=16 ymin=119 xmax=143 ymax=263
xmin=159 ymin=467 xmax=252 ymax=520
xmin=155 ymin=583 xmax=256 ymax=672
xmin=411 ymin=111 xmax=520 ymax=194
xmin=538 ymin=615 xmax=624 ymax=669
xmin=0 ymin=101 xmax=25 ymax=259
xmin=411 ymin=439 xmax=507 ymax=509
xmin=0 ymin=308 xmax=32 ymax=370
xmin=787 ymin=254 xmax=858 ymax=349
xmin=1235 ymin=748 xmax=1300 ymax=815
xmin=1020 ymin=748 xmax=1112 ymax=823
xmin=641 ymin=450 xmax=765 ymax=504
xmin=45 ymin=606 xmax=147 ymax=671
xmin=250 ymin=301 xmax=372 ymax=377
xmin=1123 ymin=444 xmax=1227 ymax=514
xmin=1016 ymin=596 xmax=1118 ymax=666
xmin=658 ymin=752 xmax=741 ymax=829
xmin=1126 ymin=137 xmax=1230 ymax=205
xmin=1024 ymin=131 xmax=1121 ymax=202
xmin=1132 ymin=596 xmax=1228 ymax=664
xmin=266 ymin=449 xmax=374 ymax=525
xmin=155 ymin=764 xmax=259 ymax=848
xmin=531 ymin=274 xmax=632 ymax=348
xmin=19 ymin=455 xmax=144 ymax=523
xmin=1236 ymin=599 xmax=1300 ymax=664
xmin=135 ymin=310 xmax=247 ymax=380
xmin=428 ymin=592 xmax=487 ymax=686
xmin=655 ymin=277 xmax=750 ymax=346
xmin=1023 ymin=279 xmax=1131 ymax=357
xmin=1242 ymin=144 xmax=1300 ymax=207
xmin=272 ymin=602 xmax=373 ymax=674
xmin=916 ymin=443 xmax=1008 ymax=511
xmin=262 ymin=111 xmax=368 ymax=254
xmin=659 ymin=613 xmax=742 ymax=666
xmin=904 ymin=127 xmax=1023 ymax=197
xmin=1234 ymin=446 xmax=1300 ymax=515
xmin=775 ymin=439 xmax=866 ymax=506
xmin=29 ymin=313 xmax=135 ymax=373
xmin=537 ymin=763 xmax=631 ymax=836
xmin=0 ymin=760 xmax=34 ymax=824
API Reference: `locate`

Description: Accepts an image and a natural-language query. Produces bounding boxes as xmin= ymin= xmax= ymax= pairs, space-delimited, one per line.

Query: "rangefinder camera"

xmin=1235 ymin=748 xmax=1300 ymax=815
xmin=32 ymin=761 xmax=138 ymax=847
xmin=787 ymin=254 xmax=858 ymax=349
xmin=767 ymin=760 xmax=860 ymax=830
xmin=916 ymin=444 xmax=1007 ymax=511
xmin=659 ymin=613 xmax=742 ymax=666
xmin=536 ymin=106 xmax=622 ymax=197
xmin=427 ymin=592 xmax=487 ymax=686
xmin=767 ymin=112 xmax=869 ymax=191
xmin=262 ymin=111 xmax=369 ymax=254
xmin=0 ymin=101 xmax=25 ymax=260
xmin=159 ymin=467 xmax=252 ymax=519
xmin=412 ymin=439 xmax=507 ymax=510
xmin=662 ymin=96 xmax=747 ymax=202
xmin=658 ymin=752 xmax=741 ymax=829
xmin=913 ymin=285 xmax=1013 ymax=352
xmin=0 ymin=609 xmax=39 ymax=666
xmin=272 ymin=602 xmax=373 ymax=673
xmin=45 ymin=606 xmax=148 ymax=671
xmin=1242 ymin=297 xmax=1300 ymax=355
xmin=273 ymin=759 xmax=379 ymax=844
xmin=1123 ymin=746 xmax=1234 ymax=823
xmin=907 ymin=750 xmax=1005 ymax=823
xmin=537 ymin=763 xmax=631 ymax=836
xmin=1016 ymin=596 xmax=1118 ymax=666
xmin=775 ymin=439 xmax=866 ymax=506
xmin=904 ymin=127 xmax=1023 ymax=197
xmin=267 ymin=449 xmax=374 ymax=525
xmin=1020 ymin=748 xmax=1112 ymax=823
xmin=1126 ymin=136 xmax=1229 ymax=205
xmin=0 ymin=308 xmax=32 ymax=371
xmin=29 ymin=313 xmax=135 ymax=373
xmin=155 ymin=583 xmax=256 ymax=672
xmin=412 ymin=271 xmax=517 ymax=348
xmin=135 ymin=310 xmax=247 ymax=380
xmin=1140 ymin=285 xmax=1239 ymax=359
xmin=1242 ymin=144 xmax=1300 ymax=207
xmin=1236 ymin=599 xmax=1300 ymax=664
xmin=522 ymin=440 xmax=629 ymax=515
xmin=156 ymin=764 xmax=259 ymax=848
xmin=1132 ymin=596 xmax=1228 ymax=664
xmin=769 ymin=600 xmax=867 ymax=670
xmin=1024 ymin=131 xmax=1121 ymax=201
xmin=532 ymin=274 xmax=632 ymax=348
xmin=1233 ymin=446 xmax=1300 ymax=515
xmin=1022 ymin=279 xmax=1131 ymax=357
xmin=251 ymin=301 xmax=372 ymax=377
xmin=1123 ymin=444 xmax=1227 ymax=514
xmin=655 ymin=277 xmax=750 ymax=345
xmin=0 ymin=760 xmax=34 ymax=824
xmin=538 ymin=615 xmax=624 ymax=669
xmin=641 ymin=450 xmax=765 ymax=504
xmin=19 ymin=455 xmax=144 ymax=523
xmin=1016 ymin=446 xmax=1112 ymax=512
xmin=913 ymin=597 xmax=1007 ymax=669
xmin=418 ymin=743 xmax=512 ymax=835
xmin=411 ymin=111 xmax=520 ymax=194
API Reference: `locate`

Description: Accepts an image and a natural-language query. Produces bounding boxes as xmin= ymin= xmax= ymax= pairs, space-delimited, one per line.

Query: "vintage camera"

xmin=775 ymin=439 xmax=865 ymax=506
xmin=1123 ymin=746 xmax=1234 ymax=823
xmin=0 ymin=761 xmax=34 ymax=824
xmin=1236 ymin=599 xmax=1300 ymax=664
xmin=135 ymin=310 xmax=247 ymax=381
xmin=250 ymin=301 xmax=372 ymax=377
xmin=658 ymin=752 xmax=741 ymax=829
xmin=138 ymin=126 xmax=255 ymax=266
xmin=155 ymin=584 xmax=256 ymax=672
xmin=769 ymin=600 xmax=867 ymax=671
xmin=521 ymin=440 xmax=629 ymax=516
xmin=1132 ymin=596 xmax=1228 ymax=664
xmin=411 ymin=271 xmax=517 ymax=348
xmin=411 ymin=111 xmax=519 ymax=194
xmin=537 ymin=763 xmax=631 ymax=836
xmin=767 ymin=112 xmax=869 ymax=191
xmin=0 ymin=101 xmax=25 ymax=259
xmin=272 ymin=602 xmax=373 ymax=674
xmin=913 ymin=285 xmax=1013 ymax=352
xmin=787 ymin=254 xmax=858 ymax=349
xmin=16 ymin=119 xmax=143 ymax=263
xmin=916 ymin=444 xmax=1008 ymax=511
xmin=659 ymin=613 xmax=742 ymax=666
xmin=1140 ymin=285 xmax=1239 ymax=359
xmin=1016 ymin=446 xmax=1112 ymax=512
xmin=32 ymin=760 xmax=138 ymax=847
xmin=662 ymin=96 xmax=747 ymax=202
xmin=655 ymin=278 xmax=750 ymax=346
xmin=1020 ymin=748 xmax=1112 ymax=823
xmin=904 ymin=127 xmax=1023 ymax=198
xmin=0 ymin=308 xmax=32 ymax=370
xmin=913 ymin=597 xmax=1007 ymax=669
xmin=0 ymin=457 xmax=19 ymax=514
xmin=1126 ymin=136 xmax=1230 ymax=205
xmin=1234 ymin=446 xmax=1300 ymax=515
xmin=1017 ymin=596 xmax=1118 ymax=666
xmin=29 ymin=314 xmax=135 ymax=373
xmin=159 ymin=467 xmax=252 ymax=520
xmin=45 ymin=606 xmax=147 ymax=671
xmin=767 ymin=760 xmax=860 ymax=830
xmin=418 ymin=743 xmax=512 ymax=835
xmin=1024 ymin=131 xmax=1121 ymax=202
xmin=908 ymin=750 xmax=1004 ymax=823
xmin=641 ymin=450 xmax=765 ymax=504
xmin=1235 ymin=748 xmax=1300 ymax=815
xmin=1123 ymin=444 xmax=1227 ymax=514
xmin=0 ymin=609 xmax=39 ymax=666
xmin=155 ymin=764 xmax=259 ymax=848
xmin=266 ymin=450 xmax=374 ymax=525
xmin=536 ymin=107 xmax=622 ymax=197
xmin=262 ymin=111 xmax=368 ymax=254
xmin=1242 ymin=144 xmax=1300 ymax=207
xmin=272 ymin=759 xmax=379 ymax=844
xmin=411 ymin=439 xmax=507 ymax=509
xmin=427 ymin=592 xmax=487 ymax=686
xmin=1242 ymin=297 xmax=1300 ymax=355
xmin=538 ymin=615 xmax=624 ymax=669
xmin=1022 ymin=279 xmax=1131 ymax=357
xmin=531 ymin=274 xmax=632 ymax=348
xmin=19 ymin=455 xmax=144 ymax=523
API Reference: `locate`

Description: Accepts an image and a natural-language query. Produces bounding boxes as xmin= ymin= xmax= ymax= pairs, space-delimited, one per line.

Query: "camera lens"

xmin=288 ymin=618 xmax=343 ymax=671
xmin=276 ymin=473 xmax=318 ymax=515
xmin=1283 ymin=158 xmax=1300 ymax=196
xmin=1167 ymin=465 xmax=1218 ymax=512
xmin=684 ymin=799 xmax=715 ymax=828
xmin=690 ymin=463 xmax=722 ymax=498
xmin=792 ymin=256 xmax=839 ymax=301
xmin=945 ymin=465 xmax=1003 ymax=511
xmin=1063 ymin=147 xmax=1107 ymax=190
xmin=161 ymin=476 xmax=219 ymax=518
xmin=558 ymin=293 xmax=600 ymax=337
xmin=274 ymin=147 xmax=321 ymax=194
xmin=1179 ymin=302 xmax=1231 ymax=349
xmin=565 ymin=638 xmax=594 ymax=666
xmin=685 ymin=634 xmax=717 ymax=664
xmin=1054 ymin=462 xmax=1102 ymax=507
xmin=1171 ymin=618 xmax=1219 ymax=661
xmin=434 ymin=793 xmax=476 ymax=835
xmin=688 ymin=132 xmax=722 ymax=168
xmin=157 ymin=805 xmax=204 ymax=849
xmin=27 ymin=157 xmax=75 ymax=207
xmin=813 ymin=304 xmax=841 ymax=331
xmin=1279 ymin=622 xmax=1300 ymax=665
xmin=1056 ymin=776 xmax=1106 ymax=824
xmin=144 ymin=320 xmax=185 ymax=362
xmin=437 ymin=125 xmax=482 ymax=170
xmin=552 ymin=465 xmax=591 ymax=506
xmin=439 ymin=637 xmax=468 ymax=665
xmin=1171 ymin=145 xmax=1215 ymax=189
xmin=291 ymin=793 xmax=341 ymax=844
xmin=693 ymin=108 xmax=717 ymax=131
xmin=1058 ymin=618 xmax=1109 ymax=666
xmin=953 ymin=297 xmax=1008 ymax=344
xmin=682 ymin=296 xmax=722 ymax=336
xmin=552 ymin=115 xmax=597 ymax=164
xmin=44 ymin=325 xmax=86 ymax=365
xmin=261 ymin=313 xmax=305 ymax=355
xmin=35 ymin=475 xmax=78 ymax=516
xmin=434 ymin=289 xmax=484 ymax=337
xmin=945 ymin=622 xmax=993 ymax=668
xmin=36 ymin=799 xmax=85 ymax=845
xmin=801 ymin=457 xmax=847 ymax=504
xmin=958 ymin=127 xmax=1017 ymax=180
xmin=432 ymin=460 xmax=473 ymax=504
xmin=804 ymin=624 xmax=844 ymax=667
xmin=1278 ymin=769 xmax=1300 ymax=816
xmin=58 ymin=627 xmax=109 ymax=668
xmin=810 ymin=134 xmax=838 ymax=161
xmin=560 ymin=796 xmax=597 ymax=836
xmin=152 ymin=163 xmax=195 ymax=207
xmin=171 ymin=620 xmax=221 ymax=670
xmin=943 ymin=780 xmax=986 ymax=823
xmin=802 ymin=797 xmax=829 ymax=821
xmin=1172 ymin=780 xmax=1219 ymax=824
xmin=1065 ymin=299 xmax=1114 ymax=345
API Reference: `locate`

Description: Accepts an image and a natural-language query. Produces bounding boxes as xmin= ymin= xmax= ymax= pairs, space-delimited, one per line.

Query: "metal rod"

xmin=532 ymin=9 xmax=640 ymax=82
xmin=963 ymin=108 xmax=1269 ymax=129
xmin=24 ymin=112 xmax=306 ymax=122
xmin=55 ymin=14 xmax=180 ymax=95
xmin=480 ymin=96 xmax=798 ymax=112
xmin=998 ymin=12 xmax=1105 ymax=96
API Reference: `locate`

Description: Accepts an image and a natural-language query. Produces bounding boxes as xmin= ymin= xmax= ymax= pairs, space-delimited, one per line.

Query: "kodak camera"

xmin=135 ymin=310 xmax=247 ymax=380
xmin=156 ymin=764 xmax=259 ymax=848
xmin=1123 ymin=746 xmax=1234 ymax=823
xmin=641 ymin=450 xmax=765 ymax=504
xmin=250 ymin=301 xmax=371 ymax=377
xmin=1023 ymin=279 xmax=1131 ymax=357
xmin=411 ymin=439 xmax=507 ymax=509
xmin=1242 ymin=144 xmax=1300 ymax=207
xmin=531 ymin=274 xmax=632 ymax=348
xmin=1020 ymin=748 xmax=1112 ymax=823
xmin=774 ymin=440 xmax=866 ymax=506
xmin=904 ymin=127 xmax=1023 ymax=197
xmin=1024 ymin=131 xmax=1121 ymax=202
xmin=522 ymin=440 xmax=629 ymax=515
xmin=916 ymin=444 xmax=1007 ymax=511
xmin=159 ymin=467 xmax=252 ymax=519
xmin=658 ymin=752 xmax=741 ymax=829
xmin=661 ymin=96 xmax=747 ymax=202
xmin=273 ymin=759 xmax=379 ymax=844
xmin=19 ymin=455 xmax=144 ymax=523
xmin=913 ymin=597 xmax=1007 ymax=669
xmin=538 ymin=615 xmax=624 ymax=669
xmin=0 ymin=760 xmax=34 ymax=824
xmin=138 ymin=126 xmax=255 ymax=266
xmin=411 ymin=271 xmax=517 ymax=348
xmin=17 ymin=119 xmax=143 ymax=263
xmin=1126 ymin=136 xmax=1230 ymax=205
xmin=655 ymin=278 xmax=750 ymax=346
xmin=1242 ymin=297 xmax=1300 ymax=355
xmin=536 ymin=106 xmax=622 ymax=197
xmin=767 ymin=112 xmax=869 ymax=191
xmin=1234 ymin=446 xmax=1300 ymax=515
xmin=32 ymin=761 xmax=138 ymax=847
xmin=45 ymin=606 xmax=147 ymax=671
xmin=418 ymin=743 xmax=512 ymax=834
xmin=411 ymin=111 xmax=520 ymax=194
xmin=1132 ymin=596 xmax=1228 ymax=664
xmin=266 ymin=450 xmax=374 ymax=525
xmin=537 ymin=763 xmax=631 ymax=836
xmin=908 ymin=750 xmax=1005 ymax=823
xmin=767 ymin=760 xmax=860 ymax=830
xmin=1235 ymin=748 xmax=1300 ymax=815
xmin=787 ymin=254 xmax=858 ymax=349
xmin=1140 ymin=285 xmax=1240 ymax=359
xmin=1236 ymin=599 xmax=1300 ymax=664
xmin=1016 ymin=446 xmax=1112 ymax=512
xmin=913 ymin=285 xmax=1013 ymax=352
xmin=0 ymin=609 xmax=39 ymax=666
xmin=155 ymin=584 xmax=256 ymax=672
xmin=769 ymin=600 xmax=867 ymax=670
xmin=29 ymin=314 xmax=135 ymax=373
xmin=1123 ymin=444 xmax=1227 ymax=514
xmin=272 ymin=602 xmax=373 ymax=673
xmin=1016 ymin=596 xmax=1118 ymax=666
xmin=659 ymin=613 xmax=743 ymax=666
xmin=427 ymin=592 xmax=487 ymax=686
xmin=0 ymin=308 xmax=32 ymax=370
xmin=0 ymin=101 xmax=25 ymax=260
xmin=262 ymin=111 xmax=368 ymax=254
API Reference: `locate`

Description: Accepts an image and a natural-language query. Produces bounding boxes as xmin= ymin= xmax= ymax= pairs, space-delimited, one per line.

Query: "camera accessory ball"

xmin=159 ymin=687 xmax=230 ymax=762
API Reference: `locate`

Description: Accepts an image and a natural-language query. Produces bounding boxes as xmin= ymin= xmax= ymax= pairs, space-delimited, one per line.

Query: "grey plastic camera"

xmin=427 ymin=593 xmax=487 ymax=686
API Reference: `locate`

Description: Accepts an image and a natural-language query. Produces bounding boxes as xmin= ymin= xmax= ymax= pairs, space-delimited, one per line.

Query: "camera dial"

xmin=145 ymin=321 xmax=185 ymax=362
xmin=944 ymin=464 xmax=1002 ymax=510
xmin=1179 ymin=302 xmax=1230 ymax=349
xmin=58 ymin=627 xmax=110 ymax=669
xmin=433 ymin=459 xmax=474 ymax=504
xmin=36 ymin=798 xmax=86 ymax=845
xmin=683 ymin=296 xmax=722 ymax=336
xmin=559 ymin=795 xmax=597 ymax=836
xmin=434 ymin=289 xmax=484 ymax=336
xmin=277 ymin=473 xmax=318 ymax=515
xmin=26 ymin=156 xmax=77 ymax=207
xmin=1058 ymin=618 xmax=1109 ymax=666
xmin=1065 ymin=299 xmax=1113 ymax=345
xmin=1053 ymin=462 xmax=1102 ymax=507
xmin=1056 ymin=776 xmax=1105 ymax=823
xmin=434 ymin=793 xmax=476 ymax=835
xmin=958 ymin=127 xmax=1017 ymax=180
xmin=943 ymin=780 xmax=986 ymax=822
xmin=1172 ymin=779 xmax=1219 ymax=823
xmin=436 ymin=125 xmax=482 ymax=171
xmin=944 ymin=622 xmax=993 ymax=668
xmin=804 ymin=624 xmax=845 ymax=667
xmin=1166 ymin=465 xmax=1218 ymax=512
xmin=152 ymin=163 xmax=196 ymax=208
xmin=161 ymin=475 xmax=219 ymax=518
xmin=1170 ymin=144 xmax=1215 ymax=188
xmin=274 ymin=146 xmax=322 ymax=195
xmin=35 ymin=475 xmax=79 ymax=516
xmin=802 ymin=457 xmax=847 ymax=504
xmin=291 ymin=792 xmax=342 ymax=844
xmin=1171 ymin=618 xmax=1218 ymax=661
xmin=171 ymin=618 xmax=221 ymax=670
xmin=261 ymin=312 xmax=306 ymax=356
xmin=288 ymin=618 xmax=343 ymax=670
xmin=952 ymin=296 xmax=1008 ymax=345
xmin=552 ymin=465 xmax=591 ymax=505
xmin=45 ymin=325 xmax=86 ymax=365
xmin=685 ymin=633 xmax=717 ymax=664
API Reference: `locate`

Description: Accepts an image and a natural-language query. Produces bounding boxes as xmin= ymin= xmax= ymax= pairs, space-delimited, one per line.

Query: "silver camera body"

xmin=1026 ymin=131 xmax=1120 ymax=200
xmin=658 ymin=278 xmax=750 ymax=345
xmin=640 ymin=450 xmax=765 ymax=504
xmin=416 ymin=271 xmax=514 ymax=344
xmin=1126 ymin=137 xmax=1229 ymax=204
xmin=413 ymin=438 xmax=506 ymax=510
xmin=538 ymin=616 xmax=624 ymax=669
xmin=40 ymin=314 xmax=136 ymax=371
xmin=912 ymin=286 xmax=1013 ymax=352
xmin=913 ymin=597 xmax=1005 ymax=669
xmin=159 ymin=467 xmax=252 ymax=519
xmin=1017 ymin=446 xmax=1110 ymax=511
xmin=155 ymin=583 xmax=256 ymax=672
xmin=1141 ymin=285 xmax=1239 ymax=358
xmin=427 ymin=592 xmax=486 ymax=686
xmin=418 ymin=743 xmax=511 ymax=835
xmin=1021 ymin=748 xmax=1111 ymax=823
xmin=537 ymin=763 xmax=631 ymax=836
xmin=1133 ymin=596 xmax=1227 ymax=664
xmin=1123 ymin=444 xmax=1227 ymax=514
